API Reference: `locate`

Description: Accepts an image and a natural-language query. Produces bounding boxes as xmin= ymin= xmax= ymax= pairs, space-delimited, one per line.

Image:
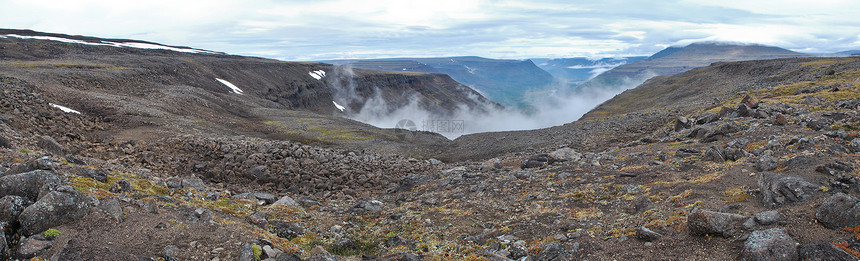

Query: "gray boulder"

xmin=815 ymin=193 xmax=860 ymax=229
xmin=741 ymin=228 xmax=798 ymax=261
xmin=0 ymin=195 xmax=33 ymax=224
xmin=238 ymin=243 xmax=256 ymax=261
xmin=16 ymin=235 xmax=52 ymax=259
xmin=0 ymin=170 xmax=60 ymax=201
xmin=18 ymin=186 xmax=91 ymax=236
xmin=758 ymin=172 xmax=817 ymax=207
xmin=37 ymin=135 xmax=64 ymax=155
xmin=549 ymin=148 xmax=582 ymax=162
xmin=521 ymin=154 xmax=554 ymax=169
xmin=273 ymin=195 xmax=299 ymax=207
xmin=851 ymin=138 xmax=860 ymax=153
xmin=533 ymin=242 xmax=567 ymax=261
xmin=308 ymin=246 xmax=337 ymax=261
xmin=754 ymin=211 xmax=787 ymax=226
xmin=270 ymin=220 xmax=304 ymax=239
xmin=636 ymin=226 xmax=663 ymax=241
xmin=0 ymin=223 xmax=7 ymax=259
xmin=799 ymin=241 xmax=857 ymax=261
xmin=232 ymin=192 xmax=277 ymax=205
xmin=687 ymin=209 xmax=748 ymax=237
xmin=674 ymin=115 xmax=692 ymax=131
xmin=97 ymin=198 xmax=124 ymax=222
xmin=181 ymin=177 xmax=206 ymax=191
xmin=757 ymin=155 xmax=779 ymax=172
xmin=703 ymin=146 xmax=725 ymax=162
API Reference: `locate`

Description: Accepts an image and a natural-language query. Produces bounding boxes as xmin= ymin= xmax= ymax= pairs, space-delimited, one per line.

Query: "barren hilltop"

xmin=2 ymin=30 xmax=860 ymax=260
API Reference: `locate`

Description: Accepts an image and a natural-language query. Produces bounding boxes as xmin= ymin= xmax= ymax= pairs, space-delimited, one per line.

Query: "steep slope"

xmin=0 ymin=29 xmax=499 ymax=152
xmin=325 ymin=56 xmax=554 ymax=109
xmin=582 ymin=42 xmax=810 ymax=88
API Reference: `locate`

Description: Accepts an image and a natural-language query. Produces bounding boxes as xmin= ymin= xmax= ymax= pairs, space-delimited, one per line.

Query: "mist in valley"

xmin=331 ymin=65 xmax=654 ymax=139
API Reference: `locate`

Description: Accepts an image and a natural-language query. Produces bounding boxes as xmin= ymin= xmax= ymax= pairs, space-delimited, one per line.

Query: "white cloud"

xmin=1 ymin=0 xmax=858 ymax=60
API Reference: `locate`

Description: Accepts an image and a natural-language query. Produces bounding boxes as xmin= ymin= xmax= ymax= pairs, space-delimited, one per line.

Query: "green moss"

xmin=252 ymin=244 xmax=262 ymax=260
xmin=43 ymin=229 xmax=61 ymax=237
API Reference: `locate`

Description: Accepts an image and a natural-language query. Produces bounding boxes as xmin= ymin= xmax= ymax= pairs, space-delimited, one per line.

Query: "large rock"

xmin=308 ymin=246 xmax=337 ymax=261
xmin=0 ymin=223 xmax=7 ymax=259
xmin=270 ymin=220 xmax=304 ymax=239
xmin=741 ymin=228 xmax=798 ymax=261
xmin=37 ymin=135 xmax=64 ymax=155
xmin=799 ymin=241 xmax=857 ymax=261
xmin=232 ymin=192 xmax=277 ymax=205
xmin=549 ymin=148 xmax=582 ymax=162
xmin=52 ymin=239 xmax=141 ymax=261
xmin=758 ymin=172 xmax=817 ymax=207
xmin=0 ymin=170 xmax=60 ymax=201
xmin=16 ymin=235 xmax=52 ymax=259
xmin=0 ymin=195 xmax=34 ymax=224
xmin=180 ymin=177 xmax=206 ymax=191
xmin=674 ymin=115 xmax=693 ymax=131
xmin=703 ymin=146 xmax=725 ymax=162
xmin=18 ymin=186 xmax=91 ymax=236
xmin=687 ymin=209 xmax=747 ymax=237
xmin=238 ymin=243 xmax=256 ymax=261
xmin=521 ymin=154 xmax=554 ymax=169
xmin=533 ymin=242 xmax=567 ymax=260
xmin=815 ymin=193 xmax=860 ymax=229
xmin=273 ymin=195 xmax=299 ymax=207
xmin=757 ymin=155 xmax=779 ymax=172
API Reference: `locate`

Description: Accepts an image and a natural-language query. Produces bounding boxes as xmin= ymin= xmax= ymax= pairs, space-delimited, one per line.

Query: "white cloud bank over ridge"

xmin=1 ymin=0 xmax=858 ymax=60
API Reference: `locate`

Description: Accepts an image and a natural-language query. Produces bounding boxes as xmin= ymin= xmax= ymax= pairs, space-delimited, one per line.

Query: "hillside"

xmin=325 ymin=57 xmax=555 ymax=109
xmin=0 ymin=29 xmax=504 ymax=153
xmin=581 ymin=43 xmax=810 ymax=89
xmin=3 ymin=29 xmax=860 ymax=261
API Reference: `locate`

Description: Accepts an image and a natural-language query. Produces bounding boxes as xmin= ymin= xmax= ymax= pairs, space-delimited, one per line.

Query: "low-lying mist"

xmin=331 ymin=66 xmax=653 ymax=139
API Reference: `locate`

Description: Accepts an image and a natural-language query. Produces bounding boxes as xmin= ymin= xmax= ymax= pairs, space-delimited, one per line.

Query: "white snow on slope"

xmin=49 ymin=103 xmax=81 ymax=114
xmin=215 ymin=78 xmax=244 ymax=95
xmin=308 ymin=70 xmax=326 ymax=80
xmin=4 ymin=34 xmax=217 ymax=54
xmin=333 ymin=101 xmax=345 ymax=112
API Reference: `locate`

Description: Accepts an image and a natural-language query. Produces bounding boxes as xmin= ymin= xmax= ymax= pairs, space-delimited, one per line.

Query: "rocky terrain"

xmin=2 ymin=29 xmax=860 ymax=261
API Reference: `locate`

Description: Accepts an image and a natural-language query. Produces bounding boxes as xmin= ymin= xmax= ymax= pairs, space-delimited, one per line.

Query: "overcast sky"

xmin=2 ymin=0 xmax=859 ymax=60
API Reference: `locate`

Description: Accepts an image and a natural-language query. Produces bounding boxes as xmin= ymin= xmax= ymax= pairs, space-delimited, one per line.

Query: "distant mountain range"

xmin=580 ymin=43 xmax=812 ymax=89
xmin=323 ymin=57 xmax=554 ymax=109
xmin=530 ymin=56 xmax=648 ymax=85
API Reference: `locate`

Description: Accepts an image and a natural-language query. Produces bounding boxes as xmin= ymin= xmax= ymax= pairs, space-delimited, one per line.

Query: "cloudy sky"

xmin=3 ymin=0 xmax=859 ymax=60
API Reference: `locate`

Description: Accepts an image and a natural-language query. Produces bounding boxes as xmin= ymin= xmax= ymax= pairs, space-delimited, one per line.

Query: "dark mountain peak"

xmin=655 ymin=42 xmax=802 ymax=60
xmin=646 ymin=46 xmax=683 ymax=60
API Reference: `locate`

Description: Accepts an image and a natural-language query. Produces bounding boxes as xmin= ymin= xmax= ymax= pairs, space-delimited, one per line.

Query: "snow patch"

xmin=49 ymin=103 xmax=81 ymax=114
xmin=308 ymin=70 xmax=326 ymax=80
xmin=333 ymin=101 xmax=345 ymax=112
xmin=4 ymin=34 xmax=217 ymax=54
xmin=215 ymin=78 xmax=244 ymax=95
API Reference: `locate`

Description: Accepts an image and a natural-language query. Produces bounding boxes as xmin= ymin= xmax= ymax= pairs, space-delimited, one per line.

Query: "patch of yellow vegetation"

xmin=669 ymin=189 xmax=693 ymax=203
xmin=721 ymin=187 xmax=748 ymax=203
